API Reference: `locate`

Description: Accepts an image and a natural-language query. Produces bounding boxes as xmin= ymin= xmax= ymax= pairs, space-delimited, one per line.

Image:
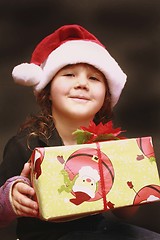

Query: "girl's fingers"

xmin=12 ymin=181 xmax=38 ymax=217
xmin=15 ymin=181 xmax=35 ymax=196
xmin=14 ymin=198 xmax=38 ymax=217
xmin=13 ymin=192 xmax=38 ymax=217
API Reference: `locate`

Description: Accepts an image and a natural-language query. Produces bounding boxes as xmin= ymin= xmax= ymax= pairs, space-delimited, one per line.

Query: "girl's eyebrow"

xmin=60 ymin=67 xmax=74 ymax=73
xmin=90 ymin=71 xmax=104 ymax=78
xmin=61 ymin=64 xmax=73 ymax=70
xmin=92 ymin=71 xmax=101 ymax=76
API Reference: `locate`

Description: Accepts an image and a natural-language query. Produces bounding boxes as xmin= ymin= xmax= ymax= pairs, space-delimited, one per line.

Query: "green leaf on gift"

xmin=73 ymin=129 xmax=92 ymax=144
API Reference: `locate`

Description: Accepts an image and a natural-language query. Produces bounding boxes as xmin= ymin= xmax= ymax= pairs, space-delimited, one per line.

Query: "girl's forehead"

xmin=60 ymin=63 xmax=103 ymax=74
xmin=61 ymin=63 xmax=100 ymax=72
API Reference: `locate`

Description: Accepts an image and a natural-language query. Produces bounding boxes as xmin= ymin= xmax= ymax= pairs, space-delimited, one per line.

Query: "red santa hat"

xmin=12 ymin=24 xmax=127 ymax=107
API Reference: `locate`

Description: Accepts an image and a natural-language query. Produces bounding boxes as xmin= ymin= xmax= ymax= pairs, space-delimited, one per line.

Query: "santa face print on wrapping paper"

xmin=58 ymin=147 xmax=115 ymax=205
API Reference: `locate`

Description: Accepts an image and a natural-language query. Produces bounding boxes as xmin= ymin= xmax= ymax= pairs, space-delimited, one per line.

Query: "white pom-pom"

xmin=12 ymin=63 xmax=43 ymax=87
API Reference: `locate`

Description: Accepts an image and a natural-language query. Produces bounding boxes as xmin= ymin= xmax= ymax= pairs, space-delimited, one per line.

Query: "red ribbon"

xmin=96 ymin=142 xmax=108 ymax=211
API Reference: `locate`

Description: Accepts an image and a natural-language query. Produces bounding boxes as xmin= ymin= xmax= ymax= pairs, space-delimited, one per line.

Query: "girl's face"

xmin=50 ymin=63 xmax=107 ymax=123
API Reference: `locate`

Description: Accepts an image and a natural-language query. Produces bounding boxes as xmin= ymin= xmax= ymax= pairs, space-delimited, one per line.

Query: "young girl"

xmin=0 ymin=24 xmax=159 ymax=240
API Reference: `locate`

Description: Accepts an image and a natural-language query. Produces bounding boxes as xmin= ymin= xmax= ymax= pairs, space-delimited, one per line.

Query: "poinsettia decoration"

xmin=73 ymin=120 xmax=126 ymax=144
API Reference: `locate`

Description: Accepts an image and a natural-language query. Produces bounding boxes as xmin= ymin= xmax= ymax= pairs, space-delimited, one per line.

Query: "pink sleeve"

xmin=0 ymin=176 xmax=30 ymax=227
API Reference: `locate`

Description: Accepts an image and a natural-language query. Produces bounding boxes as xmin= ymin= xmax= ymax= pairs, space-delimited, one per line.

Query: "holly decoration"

xmin=73 ymin=120 xmax=126 ymax=144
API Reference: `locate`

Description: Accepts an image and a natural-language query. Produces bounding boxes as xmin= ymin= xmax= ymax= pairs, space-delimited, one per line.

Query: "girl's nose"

xmin=74 ymin=75 xmax=89 ymax=89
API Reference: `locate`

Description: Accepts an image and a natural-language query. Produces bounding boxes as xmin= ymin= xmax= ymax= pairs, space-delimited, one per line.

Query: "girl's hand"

xmin=12 ymin=163 xmax=39 ymax=217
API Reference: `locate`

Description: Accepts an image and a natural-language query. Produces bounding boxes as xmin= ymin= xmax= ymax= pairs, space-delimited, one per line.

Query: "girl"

xmin=0 ymin=24 xmax=159 ymax=240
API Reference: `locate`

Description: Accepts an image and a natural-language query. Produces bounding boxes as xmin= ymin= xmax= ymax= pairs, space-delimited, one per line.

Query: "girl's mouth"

xmin=69 ymin=95 xmax=90 ymax=103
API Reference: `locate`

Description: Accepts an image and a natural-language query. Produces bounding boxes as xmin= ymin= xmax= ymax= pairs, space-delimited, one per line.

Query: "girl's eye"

xmin=89 ymin=76 xmax=99 ymax=81
xmin=63 ymin=73 xmax=74 ymax=77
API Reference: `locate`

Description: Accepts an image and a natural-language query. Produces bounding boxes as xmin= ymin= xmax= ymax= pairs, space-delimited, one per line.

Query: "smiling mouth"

xmin=69 ymin=96 xmax=90 ymax=102
xmin=70 ymin=94 xmax=89 ymax=99
xmin=70 ymin=95 xmax=89 ymax=101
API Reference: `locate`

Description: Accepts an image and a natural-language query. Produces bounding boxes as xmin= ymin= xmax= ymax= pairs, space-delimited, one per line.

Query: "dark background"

xmin=0 ymin=0 xmax=160 ymax=239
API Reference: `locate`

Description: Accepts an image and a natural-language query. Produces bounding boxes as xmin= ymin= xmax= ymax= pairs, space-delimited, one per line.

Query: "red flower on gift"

xmin=73 ymin=120 xmax=126 ymax=144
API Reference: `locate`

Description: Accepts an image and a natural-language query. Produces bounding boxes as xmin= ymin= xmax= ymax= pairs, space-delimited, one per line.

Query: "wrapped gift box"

xmin=30 ymin=136 xmax=160 ymax=221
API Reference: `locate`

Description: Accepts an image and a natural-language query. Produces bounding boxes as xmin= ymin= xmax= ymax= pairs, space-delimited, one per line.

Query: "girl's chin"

xmin=67 ymin=113 xmax=94 ymax=122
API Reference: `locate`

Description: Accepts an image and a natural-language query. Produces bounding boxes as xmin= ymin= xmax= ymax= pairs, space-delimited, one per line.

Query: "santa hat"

xmin=12 ymin=24 xmax=127 ymax=107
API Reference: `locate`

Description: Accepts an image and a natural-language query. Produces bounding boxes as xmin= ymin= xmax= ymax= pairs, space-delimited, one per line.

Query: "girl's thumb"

xmin=21 ymin=162 xmax=31 ymax=178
